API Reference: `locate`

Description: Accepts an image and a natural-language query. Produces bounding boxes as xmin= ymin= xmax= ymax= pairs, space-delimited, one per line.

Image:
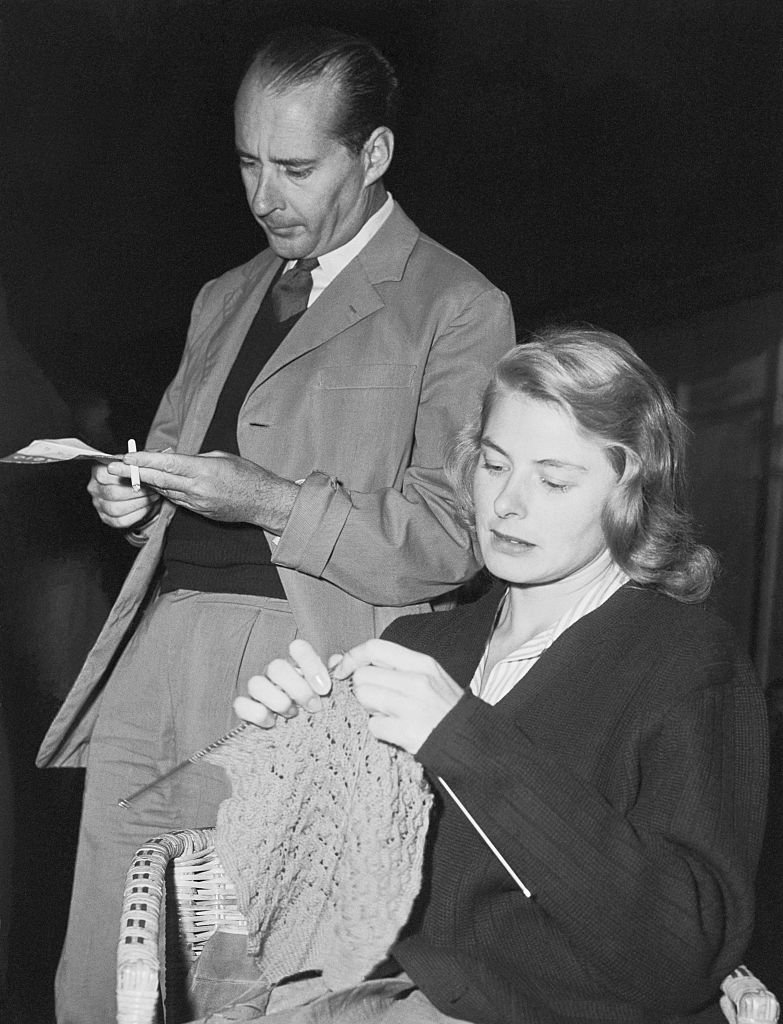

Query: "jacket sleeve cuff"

xmin=272 ymin=471 xmax=353 ymax=577
xmin=124 ymin=506 xmax=162 ymax=547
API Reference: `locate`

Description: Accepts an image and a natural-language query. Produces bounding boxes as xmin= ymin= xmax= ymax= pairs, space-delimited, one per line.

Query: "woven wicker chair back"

xmin=116 ymin=827 xmax=247 ymax=1024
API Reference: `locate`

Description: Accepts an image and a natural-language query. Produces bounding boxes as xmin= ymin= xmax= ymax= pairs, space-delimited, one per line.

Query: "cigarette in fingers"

xmin=127 ymin=439 xmax=141 ymax=491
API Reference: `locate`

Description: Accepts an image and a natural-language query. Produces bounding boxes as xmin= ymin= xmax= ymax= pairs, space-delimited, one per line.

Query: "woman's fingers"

xmin=288 ymin=638 xmax=332 ymax=695
xmin=350 ymin=665 xmax=420 ymax=712
xmin=265 ymin=657 xmax=323 ymax=712
xmin=233 ymin=689 xmax=283 ymax=728
xmin=235 ymin=672 xmax=298 ymax=725
xmin=236 ymin=639 xmax=332 ymax=728
xmin=237 ymin=638 xmax=447 ymax=742
xmin=332 ymin=638 xmax=436 ymax=680
xmin=350 ymin=660 xmax=463 ymax=755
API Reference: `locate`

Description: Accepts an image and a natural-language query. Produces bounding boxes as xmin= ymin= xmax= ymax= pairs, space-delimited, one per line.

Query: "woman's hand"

xmin=234 ymin=639 xmax=332 ymax=728
xmin=332 ymin=639 xmax=463 ymax=754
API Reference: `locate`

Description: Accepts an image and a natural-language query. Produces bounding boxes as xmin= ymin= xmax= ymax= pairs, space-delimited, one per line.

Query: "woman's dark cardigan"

xmin=384 ymin=582 xmax=769 ymax=1024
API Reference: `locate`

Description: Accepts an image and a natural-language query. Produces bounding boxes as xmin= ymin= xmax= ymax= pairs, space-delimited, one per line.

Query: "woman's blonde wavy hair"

xmin=448 ymin=326 xmax=717 ymax=603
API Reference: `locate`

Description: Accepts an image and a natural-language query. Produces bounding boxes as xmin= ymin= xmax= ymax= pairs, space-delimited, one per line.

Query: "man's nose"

xmin=251 ymin=172 xmax=282 ymax=216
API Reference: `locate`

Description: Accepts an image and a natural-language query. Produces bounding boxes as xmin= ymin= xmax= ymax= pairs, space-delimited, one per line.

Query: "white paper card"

xmin=0 ymin=437 xmax=121 ymax=465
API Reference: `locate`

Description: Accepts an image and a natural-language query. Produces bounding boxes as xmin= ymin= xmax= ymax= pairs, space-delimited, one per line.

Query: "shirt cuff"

xmin=272 ymin=471 xmax=352 ymax=576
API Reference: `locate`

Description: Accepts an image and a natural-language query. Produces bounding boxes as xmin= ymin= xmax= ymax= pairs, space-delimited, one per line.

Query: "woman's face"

xmin=473 ymin=392 xmax=621 ymax=588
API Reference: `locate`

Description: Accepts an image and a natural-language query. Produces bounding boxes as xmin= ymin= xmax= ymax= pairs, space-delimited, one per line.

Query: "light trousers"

xmin=55 ymin=590 xmax=299 ymax=1024
xmin=187 ymin=958 xmax=463 ymax=1024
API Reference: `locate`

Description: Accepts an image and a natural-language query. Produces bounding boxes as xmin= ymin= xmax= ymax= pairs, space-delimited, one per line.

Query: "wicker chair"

xmin=116 ymin=827 xmax=780 ymax=1024
xmin=116 ymin=828 xmax=246 ymax=1024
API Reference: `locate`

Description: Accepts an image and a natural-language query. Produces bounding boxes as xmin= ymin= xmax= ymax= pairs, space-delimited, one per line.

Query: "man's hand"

xmin=332 ymin=639 xmax=463 ymax=754
xmin=88 ymin=462 xmax=162 ymax=530
xmin=234 ymin=639 xmax=333 ymax=728
xmin=123 ymin=449 xmax=299 ymax=532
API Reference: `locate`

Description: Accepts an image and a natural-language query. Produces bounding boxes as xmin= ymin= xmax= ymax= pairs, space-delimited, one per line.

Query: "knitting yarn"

xmin=207 ymin=679 xmax=432 ymax=991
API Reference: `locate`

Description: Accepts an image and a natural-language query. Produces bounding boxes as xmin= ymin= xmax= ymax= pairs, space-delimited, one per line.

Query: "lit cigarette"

xmin=127 ymin=439 xmax=141 ymax=491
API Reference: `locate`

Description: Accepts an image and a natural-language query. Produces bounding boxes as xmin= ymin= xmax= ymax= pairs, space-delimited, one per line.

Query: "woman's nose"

xmin=494 ymin=478 xmax=528 ymax=518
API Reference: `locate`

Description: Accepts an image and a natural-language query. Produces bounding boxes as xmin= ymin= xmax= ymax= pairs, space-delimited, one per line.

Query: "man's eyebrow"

xmin=235 ymin=149 xmax=315 ymax=169
xmin=273 ymin=156 xmax=316 ymax=168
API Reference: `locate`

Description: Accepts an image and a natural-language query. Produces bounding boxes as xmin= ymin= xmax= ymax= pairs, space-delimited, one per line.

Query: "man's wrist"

xmin=249 ymin=470 xmax=299 ymax=534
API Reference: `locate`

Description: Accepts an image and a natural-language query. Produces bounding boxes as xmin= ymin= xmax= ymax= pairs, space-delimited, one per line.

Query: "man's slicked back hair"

xmin=243 ymin=26 xmax=400 ymax=154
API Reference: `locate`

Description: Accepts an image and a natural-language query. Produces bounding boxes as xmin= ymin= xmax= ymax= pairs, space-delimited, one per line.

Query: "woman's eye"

xmin=480 ymin=459 xmax=505 ymax=474
xmin=542 ymin=479 xmax=569 ymax=492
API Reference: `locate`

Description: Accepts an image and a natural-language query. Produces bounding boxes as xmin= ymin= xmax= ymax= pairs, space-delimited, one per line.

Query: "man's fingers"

xmin=94 ymin=507 xmax=157 ymax=531
xmin=90 ymin=486 xmax=157 ymax=525
xmin=94 ymin=462 xmax=122 ymax=483
xmin=133 ymin=467 xmax=192 ymax=493
xmin=90 ymin=481 xmax=148 ymax=504
xmin=124 ymin=452 xmax=225 ymax=501
xmin=124 ymin=450 xmax=189 ymax=472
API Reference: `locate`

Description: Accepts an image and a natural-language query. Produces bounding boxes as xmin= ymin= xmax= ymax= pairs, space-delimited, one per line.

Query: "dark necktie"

xmin=269 ymin=257 xmax=319 ymax=322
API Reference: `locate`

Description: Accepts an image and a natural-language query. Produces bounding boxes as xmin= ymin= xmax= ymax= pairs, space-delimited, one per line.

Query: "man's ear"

xmin=362 ymin=126 xmax=394 ymax=185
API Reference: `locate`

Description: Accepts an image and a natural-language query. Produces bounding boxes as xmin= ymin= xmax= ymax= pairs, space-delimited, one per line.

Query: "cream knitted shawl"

xmin=207 ymin=680 xmax=432 ymax=992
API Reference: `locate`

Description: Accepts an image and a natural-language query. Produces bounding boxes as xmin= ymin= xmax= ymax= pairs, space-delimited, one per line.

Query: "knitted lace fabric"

xmin=207 ymin=681 xmax=432 ymax=991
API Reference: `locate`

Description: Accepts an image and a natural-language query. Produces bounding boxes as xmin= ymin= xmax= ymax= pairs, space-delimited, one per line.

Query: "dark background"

xmin=0 ymin=1 xmax=781 ymax=1021
xmin=1 ymin=0 xmax=781 ymax=435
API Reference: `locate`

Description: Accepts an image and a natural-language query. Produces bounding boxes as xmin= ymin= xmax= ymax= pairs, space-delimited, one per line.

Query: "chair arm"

xmin=720 ymin=966 xmax=780 ymax=1024
xmin=116 ymin=828 xmax=218 ymax=1024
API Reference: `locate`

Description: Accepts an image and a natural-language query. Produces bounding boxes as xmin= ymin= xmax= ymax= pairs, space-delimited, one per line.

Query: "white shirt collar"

xmin=472 ymin=554 xmax=630 ymax=705
xmin=284 ymin=193 xmax=395 ymax=306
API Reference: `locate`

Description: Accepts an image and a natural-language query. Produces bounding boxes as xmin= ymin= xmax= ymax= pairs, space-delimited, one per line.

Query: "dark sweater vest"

xmin=160 ymin=267 xmax=299 ymax=598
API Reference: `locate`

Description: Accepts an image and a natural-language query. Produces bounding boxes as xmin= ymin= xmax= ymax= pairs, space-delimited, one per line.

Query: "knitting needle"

xmin=437 ymin=775 xmax=532 ymax=898
xmin=127 ymin=438 xmax=141 ymax=491
xmin=118 ymin=720 xmax=250 ymax=809
xmin=119 ymin=658 xmax=341 ymax=808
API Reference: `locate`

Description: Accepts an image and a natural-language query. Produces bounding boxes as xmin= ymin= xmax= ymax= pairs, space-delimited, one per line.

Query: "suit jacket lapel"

xmin=250 ymin=202 xmax=420 ymax=390
xmin=254 ymin=269 xmax=385 ymax=386
xmin=178 ymin=253 xmax=280 ymax=453
xmin=177 ymin=201 xmax=420 ymax=449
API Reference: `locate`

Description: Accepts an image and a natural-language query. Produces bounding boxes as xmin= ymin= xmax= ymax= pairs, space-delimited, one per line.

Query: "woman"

xmin=230 ymin=327 xmax=769 ymax=1024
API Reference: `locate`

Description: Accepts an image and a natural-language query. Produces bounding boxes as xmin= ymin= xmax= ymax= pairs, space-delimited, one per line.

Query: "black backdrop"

xmin=0 ymin=3 xmax=782 ymax=1018
xmin=1 ymin=0 xmax=781 ymax=438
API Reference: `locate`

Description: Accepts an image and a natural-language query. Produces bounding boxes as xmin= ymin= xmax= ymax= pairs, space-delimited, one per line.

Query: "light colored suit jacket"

xmin=37 ymin=203 xmax=515 ymax=768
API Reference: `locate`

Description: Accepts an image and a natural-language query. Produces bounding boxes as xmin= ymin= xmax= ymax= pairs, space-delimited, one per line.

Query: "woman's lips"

xmin=490 ymin=528 xmax=534 ymax=550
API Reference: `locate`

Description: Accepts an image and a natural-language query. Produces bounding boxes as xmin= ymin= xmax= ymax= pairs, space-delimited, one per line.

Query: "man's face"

xmin=234 ymin=75 xmax=377 ymax=260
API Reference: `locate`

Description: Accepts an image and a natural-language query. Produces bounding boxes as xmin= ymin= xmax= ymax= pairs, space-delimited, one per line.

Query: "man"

xmin=38 ymin=26 xmax=514 ymax=1024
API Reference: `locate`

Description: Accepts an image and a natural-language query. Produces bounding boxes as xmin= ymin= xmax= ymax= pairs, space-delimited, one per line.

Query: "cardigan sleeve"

xmin=414 ymin=641 xmax=769 ymax=1013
